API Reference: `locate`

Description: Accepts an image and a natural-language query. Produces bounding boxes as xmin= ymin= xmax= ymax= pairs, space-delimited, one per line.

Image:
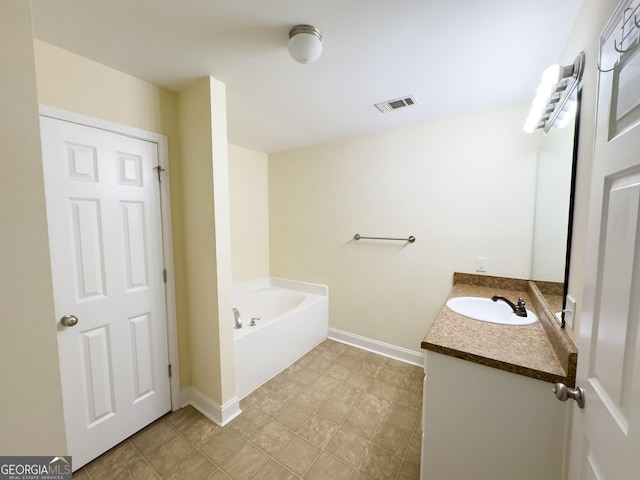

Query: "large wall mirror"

xmin=530 ymin=90 xmax=581 ymax=323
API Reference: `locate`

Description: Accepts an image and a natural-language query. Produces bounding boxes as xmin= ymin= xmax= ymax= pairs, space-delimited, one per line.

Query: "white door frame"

xmin=40 ymin=104 xmax=181 ymax=410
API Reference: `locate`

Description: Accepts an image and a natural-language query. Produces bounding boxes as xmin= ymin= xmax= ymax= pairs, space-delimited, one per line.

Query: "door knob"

xmin=553 ymin=383 xmax=585 ymax=408
xmin=60 ymin=314 xmax=79 ymax=327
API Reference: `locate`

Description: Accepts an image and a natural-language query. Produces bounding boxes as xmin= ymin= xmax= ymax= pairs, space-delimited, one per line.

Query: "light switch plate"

xmin=564 ymin=295 xmax=576 ymax=329
xmin=476 ymin=257 xmax=487 ymax=272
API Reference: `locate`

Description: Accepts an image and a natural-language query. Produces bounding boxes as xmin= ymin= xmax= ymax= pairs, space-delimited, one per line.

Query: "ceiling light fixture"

xmin=523 ymin=51 xmax=585 ymax=133
xmin=288 ymin=25 xmax=322 ymax=64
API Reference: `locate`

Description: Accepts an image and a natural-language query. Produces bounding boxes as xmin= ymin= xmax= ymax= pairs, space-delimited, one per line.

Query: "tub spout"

xmin=233 ymin=307 xmax=242 ymax=329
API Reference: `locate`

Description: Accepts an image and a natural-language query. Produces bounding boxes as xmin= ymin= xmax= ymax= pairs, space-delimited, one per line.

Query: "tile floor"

xmin=72 ymin=339 xmax=424 ymax=480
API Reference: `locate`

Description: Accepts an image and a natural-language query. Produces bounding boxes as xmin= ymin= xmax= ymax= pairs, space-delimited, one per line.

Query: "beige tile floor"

xmin=72 ymin=339 xmax=423 ymax=480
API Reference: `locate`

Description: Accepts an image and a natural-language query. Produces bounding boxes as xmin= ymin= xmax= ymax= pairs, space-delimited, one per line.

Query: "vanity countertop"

xmin=421 ymin=273 xmax=577 ymax=386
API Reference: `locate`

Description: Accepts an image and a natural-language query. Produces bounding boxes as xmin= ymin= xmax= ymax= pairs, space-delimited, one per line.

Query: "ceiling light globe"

xmin=288 ymin=25 xmax=322 ymax=64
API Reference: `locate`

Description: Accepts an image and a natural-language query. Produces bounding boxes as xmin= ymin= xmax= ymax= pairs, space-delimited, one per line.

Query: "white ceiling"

xmin=31 ymin=0 xmax=584 ymax=154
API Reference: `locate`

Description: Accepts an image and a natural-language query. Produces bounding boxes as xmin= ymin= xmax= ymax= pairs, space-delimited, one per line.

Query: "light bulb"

xmin=532 ymin=93 xmax=548 ymax=109
xmin=536 ymin=82 xmax=554 ymax=99
xmin=542 ymin=64 xmax=562 ymax=84
xmin=524 ymin=109 xmax=543 ymax=133
xmin=562 ymin=99 xmax=578 ymax=116
xmin=523 ymin=119 xmax=538 ymax=133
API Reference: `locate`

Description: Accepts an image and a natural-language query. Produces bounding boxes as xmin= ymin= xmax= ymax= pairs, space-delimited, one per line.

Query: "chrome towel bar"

xmin=354 ymin=234 xmax=416 ymax=243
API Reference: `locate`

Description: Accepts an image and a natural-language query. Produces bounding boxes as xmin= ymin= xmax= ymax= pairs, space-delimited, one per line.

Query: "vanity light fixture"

xmin=288 ymin=25 xmax=322 ymax=64
xmin=523 ymin=52 xmax=585 ymax=133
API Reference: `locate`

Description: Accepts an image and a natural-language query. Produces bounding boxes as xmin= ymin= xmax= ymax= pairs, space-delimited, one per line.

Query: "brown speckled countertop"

xmin=422 ymin=273 xmax=577 ymax=386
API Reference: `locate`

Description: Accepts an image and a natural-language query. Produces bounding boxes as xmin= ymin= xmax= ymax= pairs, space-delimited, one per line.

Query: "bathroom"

xmin=3 ymin=0 xmax=635 ymax=477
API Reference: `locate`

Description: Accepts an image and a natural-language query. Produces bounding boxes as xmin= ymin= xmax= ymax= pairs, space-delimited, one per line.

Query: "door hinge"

xmin=154 ymin=165 xmax=165 ymax=182
xmin=163 ymin=269 xmax=167 ymax=283
xmin=168 ymin=364 xmax=172 ymax=378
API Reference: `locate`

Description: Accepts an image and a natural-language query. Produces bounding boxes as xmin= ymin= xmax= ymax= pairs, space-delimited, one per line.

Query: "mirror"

xmin=530 ymin=90 xmax=581 ymax=322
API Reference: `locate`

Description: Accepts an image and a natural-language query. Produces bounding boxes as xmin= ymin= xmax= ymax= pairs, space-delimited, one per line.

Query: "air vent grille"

xmin=375 ymin=95 xmax=418 ymax=113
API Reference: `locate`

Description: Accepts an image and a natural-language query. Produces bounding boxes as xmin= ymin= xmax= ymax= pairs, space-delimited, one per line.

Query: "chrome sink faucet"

xmin=233 ymin=307 xmax=242 ymax=329
xmin=491 ymin=295 xmax=528 ymax=317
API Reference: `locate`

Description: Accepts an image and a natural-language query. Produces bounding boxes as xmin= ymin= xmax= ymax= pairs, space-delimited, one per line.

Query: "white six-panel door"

xmin=40 ymin=116 xmax=171 ymax=470
xmin=568 ymin=1 xmax=640 ymax=478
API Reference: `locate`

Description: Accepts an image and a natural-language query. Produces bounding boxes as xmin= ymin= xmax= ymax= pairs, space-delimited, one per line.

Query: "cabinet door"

xmin=422 ymin=352 xmax=566 ymax=480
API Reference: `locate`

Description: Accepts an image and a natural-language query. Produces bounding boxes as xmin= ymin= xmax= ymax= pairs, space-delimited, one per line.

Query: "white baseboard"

xmin=180 ymin=386 xmax=242 ymax=427
xmin=328 ymin=328 xmax=424 ymax=367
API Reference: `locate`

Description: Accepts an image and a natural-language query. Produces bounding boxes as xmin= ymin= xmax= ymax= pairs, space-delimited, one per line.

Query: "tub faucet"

xmin=491 ymin=295 xmax=528 ymax=317
xmin=233 ymin=307 xmax=242 ymax=329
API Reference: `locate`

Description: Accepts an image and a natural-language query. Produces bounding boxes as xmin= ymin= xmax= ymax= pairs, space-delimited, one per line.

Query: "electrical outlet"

xmin=564 ymin=295 xmax=576 ymax=329
xmin=476 ymin=257 xmax=487 ymax=272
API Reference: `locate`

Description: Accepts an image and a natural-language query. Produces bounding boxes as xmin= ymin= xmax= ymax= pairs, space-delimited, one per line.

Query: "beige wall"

xmin=0 ymin=1 xmax=66 ymax=454
xmin=209 ymin=79 xmax=236 ymax=405
xmin=178 ymin=77 xmax=236 ymax=405
xmin=229 ymin=144 xmax=270 ymax=282
xmin=33 ymin=39 xmax=240 ymax=411
xmin=2 ymin=0 xmax=615 ymax=456
xmin=33 ymin=39 xmax=193 ymax=388
xmin=34 ymin=40 xmax=169 ymax=134
xmin=560 ymin=0 xmax=621 ymax=339
xmin=34 ymin=40 xmax=239 ymax=408
xmin=269 ymin=102 xmax=540 ymax=352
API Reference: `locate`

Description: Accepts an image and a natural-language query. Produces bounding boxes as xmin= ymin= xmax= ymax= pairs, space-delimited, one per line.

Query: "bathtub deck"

xmin=233 ymin=280 xmax=329 ymax=399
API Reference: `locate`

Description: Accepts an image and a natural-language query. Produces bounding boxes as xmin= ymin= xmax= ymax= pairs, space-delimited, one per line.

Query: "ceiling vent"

xmin=374 ymin=95 xmax=418 ymax=113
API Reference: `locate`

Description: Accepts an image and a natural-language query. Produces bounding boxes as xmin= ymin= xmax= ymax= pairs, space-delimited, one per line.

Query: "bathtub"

xmin=232 ymin=277 xmax=328 ymax=399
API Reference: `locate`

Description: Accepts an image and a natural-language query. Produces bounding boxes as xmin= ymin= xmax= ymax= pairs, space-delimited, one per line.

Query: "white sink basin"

xmin=446 ymin=297 xmax=538 ymax=325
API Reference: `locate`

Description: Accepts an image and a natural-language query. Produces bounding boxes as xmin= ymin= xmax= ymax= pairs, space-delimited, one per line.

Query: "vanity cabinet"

xmin=420 ymin=351 xmax=568 ymax=480
xmin=420 ymin=273 xmax=577 ymax=480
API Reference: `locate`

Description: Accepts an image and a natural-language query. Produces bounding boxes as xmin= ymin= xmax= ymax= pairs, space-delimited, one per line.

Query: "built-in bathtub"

xmin=232 ymin=277 xmax=328 ymax=399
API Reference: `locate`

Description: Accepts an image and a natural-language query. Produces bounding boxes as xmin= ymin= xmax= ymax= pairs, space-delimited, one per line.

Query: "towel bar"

xmin=353 ymin=234 xmax=415 ymax=243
